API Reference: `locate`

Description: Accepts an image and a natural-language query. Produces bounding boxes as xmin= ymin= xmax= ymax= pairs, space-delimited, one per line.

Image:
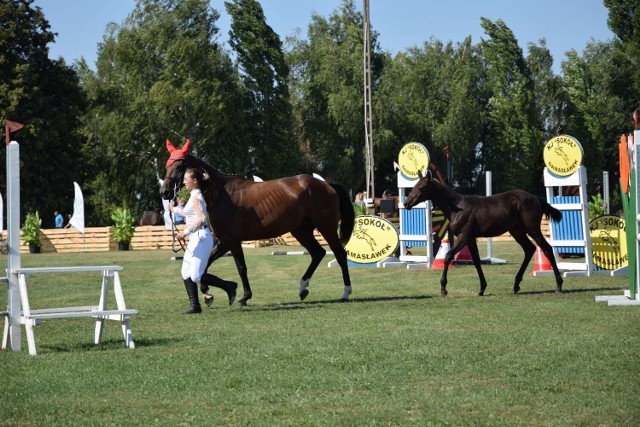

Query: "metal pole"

xmin=485 ymin=171 xmax=493 ymax=258
xmin=363 ymin=0 xmax=374 ymax=201
xmin=602 ymin=171 xmax=609 ymax=214
xmin=635 ymin=129 xmax=640 ymax=300
xmin=482 ymin=171 xmax=506 ymax=264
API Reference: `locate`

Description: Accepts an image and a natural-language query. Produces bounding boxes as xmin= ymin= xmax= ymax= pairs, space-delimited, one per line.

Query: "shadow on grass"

xmin=517 ymin=286 xmax=625 ymax=296
xmin=40 ymin=336 xmax=181 ymax=354
xmin=237 ymin=294 xmax=434 ymax=312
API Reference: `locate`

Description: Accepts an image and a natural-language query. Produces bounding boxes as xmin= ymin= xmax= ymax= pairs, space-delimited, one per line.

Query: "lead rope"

xmin=170 ymin=181 xmax=186 ymax=253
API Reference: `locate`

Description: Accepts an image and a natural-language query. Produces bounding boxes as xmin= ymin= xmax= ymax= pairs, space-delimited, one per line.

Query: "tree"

xmin=526 ymin=39 xmax=568 ymax=140
xmin=0 ymin=0 xmax=86 ymax=226
xmin=225 ymin=0 xmax=300 ymax=179
xmin=81 ymin=0 xmax=245 ymax=224
xmin=480 ymin=18 xmax=541 ymax=193
xmin=375 ymin=38 xmax=487 ymax=192
xmin=287 ymin=0 xmax=385 ymax=191
xmin=604 ymin=0 xmax=640 ymax=122
xmin=562 ymin=42 xmax=627 ymax=197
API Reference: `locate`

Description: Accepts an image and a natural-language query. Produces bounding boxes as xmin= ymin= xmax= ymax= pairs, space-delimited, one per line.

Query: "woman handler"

xmin=168 ymin=168 xmax=236 ymax=313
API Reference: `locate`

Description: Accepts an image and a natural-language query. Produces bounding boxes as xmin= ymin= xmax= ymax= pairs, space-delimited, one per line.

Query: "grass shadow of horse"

xmin=233 ymin=294 xmax=434 ymax=312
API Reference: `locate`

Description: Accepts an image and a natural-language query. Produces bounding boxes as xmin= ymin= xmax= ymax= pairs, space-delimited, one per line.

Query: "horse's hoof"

xmin=238 ymin=295 xmax=250 ymax=306
xmin=555 ymin=289 xmax=563 ymax=294
xmin=300 ymin=289 xmax=309 ymax=301
xmin=339 ymin=297 xmax=349 ymax=303
xmin=203 ymin=294 xmax=214 ymax=307
xmin=441 ymin=290 xmax=448 ymax=297
xmin=478 ymin=291 xmax=484 ymax=296
xmin=514 ymin=286 xmax=520 ymax=294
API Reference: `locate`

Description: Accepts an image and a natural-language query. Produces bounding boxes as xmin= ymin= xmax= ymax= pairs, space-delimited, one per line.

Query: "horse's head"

xmin=160 ymin=139 xmax=191 ymax=201
xmin=404 ymin=170 xmax=436 ymax=209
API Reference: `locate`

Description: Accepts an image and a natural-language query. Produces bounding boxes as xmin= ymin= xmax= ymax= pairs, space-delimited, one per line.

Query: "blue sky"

xmin=33 ymin=0 xmax=613 ymax=75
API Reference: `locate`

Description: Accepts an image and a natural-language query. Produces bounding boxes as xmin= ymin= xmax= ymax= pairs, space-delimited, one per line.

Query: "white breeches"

xmin=181 ymin=230 xmax=214 ymax=284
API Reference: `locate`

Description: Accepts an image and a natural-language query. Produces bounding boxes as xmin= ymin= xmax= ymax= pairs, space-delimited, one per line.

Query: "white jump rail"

xmin=3 ymin=265 xmax=138 ymax=355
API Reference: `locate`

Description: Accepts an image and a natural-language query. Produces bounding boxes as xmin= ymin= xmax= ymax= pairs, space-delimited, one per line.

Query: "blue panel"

xmin=551 ymin=196 xmax=584 ymax=255
xmin=400 ymin=207 xmax=427 ymax=247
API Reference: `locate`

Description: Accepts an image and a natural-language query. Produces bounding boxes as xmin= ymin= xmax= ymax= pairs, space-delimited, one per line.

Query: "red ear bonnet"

xmin=165 ymin=139 xmax=191 ymax=167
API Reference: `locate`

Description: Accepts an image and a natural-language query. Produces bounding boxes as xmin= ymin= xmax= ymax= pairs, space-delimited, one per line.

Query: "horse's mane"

xmin=185 ymin=154 xmax=253 ymax=207
xmin=431 ymin=179 xmax=464 ymax=212
xmin=186 ymin=154 xmax=237 ymax=180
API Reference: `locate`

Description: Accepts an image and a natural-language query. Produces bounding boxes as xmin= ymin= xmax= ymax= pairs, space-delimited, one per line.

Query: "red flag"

xmin=5 ymin=120 xmax=24 ymax=145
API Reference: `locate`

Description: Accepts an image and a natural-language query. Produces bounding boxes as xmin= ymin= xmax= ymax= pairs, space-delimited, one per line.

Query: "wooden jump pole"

xmin=6 ymin=141 xmax=22 ymax=350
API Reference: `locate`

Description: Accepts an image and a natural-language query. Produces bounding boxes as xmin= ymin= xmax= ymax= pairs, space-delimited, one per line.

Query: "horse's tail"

xmin=539 ymin=197 xmax=562 ymax=222
xmin=330 ymin=183 xmax=355 ymax=245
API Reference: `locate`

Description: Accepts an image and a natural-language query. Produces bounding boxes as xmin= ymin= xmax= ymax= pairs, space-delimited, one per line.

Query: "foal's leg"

xmin=466 ymin=239 xmax=488 ymax=296
xmin=290 ymin=226 xmax=326 ymax=301
xmin=531 ymin=234 xmax=563 ymax=293
xmin=440 ymin=237 xmax=466 ymax=296
xmin=510 ymin=231 xmax=536 ymax=294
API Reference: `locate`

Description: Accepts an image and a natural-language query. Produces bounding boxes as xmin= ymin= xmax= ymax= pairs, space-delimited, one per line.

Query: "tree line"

xmin=1 ymin=0 xmax=638 ymax=227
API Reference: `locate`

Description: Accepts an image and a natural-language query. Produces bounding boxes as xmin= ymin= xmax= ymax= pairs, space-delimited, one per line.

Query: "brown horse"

xmin=139 ymin=209 xmax=164 ymax=226
xmin=404 ymin=172 xmax=563 ymax=296
xmin=160 ymin=139 xmax=355 ymax=305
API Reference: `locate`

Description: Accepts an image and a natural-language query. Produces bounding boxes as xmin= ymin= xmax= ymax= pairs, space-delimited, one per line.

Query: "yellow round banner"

xmin=589 ymin=215 xmax=628 ymax=270
xmin=398 ymin=142 xmax=430 ymax=179
xmin=543 ymin=135 xmax=583 ymax=177
xmin=346 ymin=215 xmax=399 ymax=264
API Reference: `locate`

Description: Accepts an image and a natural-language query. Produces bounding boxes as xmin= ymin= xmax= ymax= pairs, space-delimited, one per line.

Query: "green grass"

xmin=1 ymin=242 xmax=639 ymax=426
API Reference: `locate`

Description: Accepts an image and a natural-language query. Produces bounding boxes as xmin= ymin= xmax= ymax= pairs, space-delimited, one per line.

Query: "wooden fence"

xmin=15 ymin=225 xmax=325 ymax=254
xmin=13 ymin=219 xmax=549 ymax=254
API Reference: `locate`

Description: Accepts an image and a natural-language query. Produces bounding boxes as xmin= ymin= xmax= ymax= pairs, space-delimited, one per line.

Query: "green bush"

xmin=21 ymin=211 xmax=41 ymax=247
xmin=588 ymin=193 xmax=605 ymax=221
xmin=110 ymin=207 xmax=136 ymax=244
xmin=177 ymin=187 xmax=190 ymax=202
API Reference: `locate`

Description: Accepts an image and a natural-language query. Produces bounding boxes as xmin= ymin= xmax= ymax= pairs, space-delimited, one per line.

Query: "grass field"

xmin=1 ymin=242 xmax=639 ymax=426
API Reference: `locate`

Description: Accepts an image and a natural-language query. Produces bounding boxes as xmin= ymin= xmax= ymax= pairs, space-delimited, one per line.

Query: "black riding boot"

xmin=200 ymin=273 xmax=237 ymax=306
xmin=182 ymin=278 xmax=202 ymax=314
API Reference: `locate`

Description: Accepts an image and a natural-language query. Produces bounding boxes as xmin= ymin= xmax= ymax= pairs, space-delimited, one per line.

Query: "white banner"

xmin=68 ymin=182 xmax=85 ymax=233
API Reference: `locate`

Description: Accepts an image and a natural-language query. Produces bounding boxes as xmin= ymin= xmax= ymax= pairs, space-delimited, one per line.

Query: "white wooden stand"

xmin=2 ymin=265 xmax=138 ymax=356
xmin=397 ymin=171 xmax=433 ymax=268
xmin=534 ymin=166 xmax=595 ymax=277
xmin=2 ymin=266 xmax=138 ymax=355
xmin=3 ymin=141 xmax=138 ymax=354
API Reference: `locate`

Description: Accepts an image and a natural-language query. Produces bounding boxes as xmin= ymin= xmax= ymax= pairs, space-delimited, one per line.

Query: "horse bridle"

xmin=167 ymin=165 xmax=187 ymax=253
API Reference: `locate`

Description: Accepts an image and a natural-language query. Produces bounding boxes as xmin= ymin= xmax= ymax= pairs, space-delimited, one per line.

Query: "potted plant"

xmin=110 ymin=207 xmax=136 ymax=250
xmin=21 ymin=211 xmax=42 ymax=253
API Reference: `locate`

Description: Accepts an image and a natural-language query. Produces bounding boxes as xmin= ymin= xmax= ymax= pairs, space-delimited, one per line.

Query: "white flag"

xmin=68 ymin=182 xmax=85 ymax=233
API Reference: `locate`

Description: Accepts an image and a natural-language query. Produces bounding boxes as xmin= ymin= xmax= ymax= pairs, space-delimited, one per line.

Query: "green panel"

xmin=622 ymin=171 xmax=637 ymax=298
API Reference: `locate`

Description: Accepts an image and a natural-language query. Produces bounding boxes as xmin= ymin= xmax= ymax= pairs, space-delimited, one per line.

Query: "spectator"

xmin=54 ymin=211 xmax=64 ymax=228
xmin=174 ymin=198 xmax=186 ymax=224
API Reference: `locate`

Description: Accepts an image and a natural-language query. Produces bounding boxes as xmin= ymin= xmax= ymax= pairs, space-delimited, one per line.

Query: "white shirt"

xmin=173 ymin=189 xmax=207 ymax=235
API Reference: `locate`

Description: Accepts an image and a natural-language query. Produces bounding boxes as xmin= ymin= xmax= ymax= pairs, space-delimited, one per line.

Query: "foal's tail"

xmin=330 ymin=183 xmax=355 ymax=245
xmin=539 ymin=197 xmax=562 ymax=222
